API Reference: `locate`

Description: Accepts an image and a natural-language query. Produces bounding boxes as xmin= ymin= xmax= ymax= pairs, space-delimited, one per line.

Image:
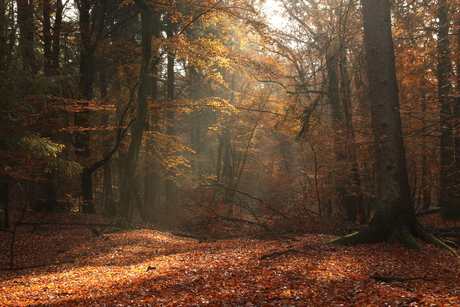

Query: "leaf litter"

xmin=0 ymin=212 xmax=459 ymax=306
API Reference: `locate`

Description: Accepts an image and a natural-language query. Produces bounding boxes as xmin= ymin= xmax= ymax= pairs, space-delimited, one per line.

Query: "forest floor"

xmin=1 ymin=212 xmax=460 ymax=306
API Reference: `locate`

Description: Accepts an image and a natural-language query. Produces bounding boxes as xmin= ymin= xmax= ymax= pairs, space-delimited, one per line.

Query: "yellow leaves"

xmin=200 ymin=97 xmax=235 ymax=113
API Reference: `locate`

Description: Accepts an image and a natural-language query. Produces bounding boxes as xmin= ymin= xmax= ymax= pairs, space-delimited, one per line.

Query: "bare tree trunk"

xmin=358 ymin=0 xmax=413 ymax=240
xmin=165 ymin=15 xmax=177 ymax=208
xmin=143 ymin=8 xmax=162 ymax=221
xmin=75 ymin=0 xmax=95 ymax=214
xmin=437 ymin=0 xmax=459 ymax=218
xmin=339 ymin=52 xmax=366 ymax=224
xmin=43 ymin=0 xmax=52 ymax=75
xmin=118 ymin=0 xmax=152 ymax=222
xmin=326 ymin=49 xmax=365 ymax=224
xmin=103 ymin=161 xmax=116 ymax=216
xmin=420 ymin=92 xmax=431 ymax=211
xmin=0 ymin=180 xmax=9 ymax=229
xmin=17 ymin=0 xmax=37 ymax=74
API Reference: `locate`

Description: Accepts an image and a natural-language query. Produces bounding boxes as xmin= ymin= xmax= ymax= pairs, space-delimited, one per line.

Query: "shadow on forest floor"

xmin=0 ymin=212 xmax=459 ymax=306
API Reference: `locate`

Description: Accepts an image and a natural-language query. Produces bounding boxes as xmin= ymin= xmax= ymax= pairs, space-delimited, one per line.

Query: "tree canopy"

xmin=1 ymin=0 xmax=460 ymax=252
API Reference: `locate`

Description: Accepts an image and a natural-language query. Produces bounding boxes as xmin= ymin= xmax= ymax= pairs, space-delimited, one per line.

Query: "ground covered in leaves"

xmin=1 ymin=213 xmax=460 ymax=306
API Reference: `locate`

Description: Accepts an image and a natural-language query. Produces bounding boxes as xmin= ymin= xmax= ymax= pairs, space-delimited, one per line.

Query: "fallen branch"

xmin=278 ymin=235 xmax=301 ymax=242
xmin=201 ymin=183 xmax=264 ymax=204
xmin=415 ymin=208 xmax=441 ymax=216
xmin=431 ymin=226 xmax=460 ymax=233
xmin=0 ymin=227 xmax=14 ymax=233
xmin=370 ymin=275 xmax=432 ymax=283
xmin=217 ymin=216 xmax=256 ymax=225
xmin=16 ymin=222 xmax=113 ymax=227
xmin=436 ymin=232 xmax=460 ymax=238
xmin=170 ymin=232 xmax=210 ymax=243
xmin=260 ymin=249 xmax=300 ymax=260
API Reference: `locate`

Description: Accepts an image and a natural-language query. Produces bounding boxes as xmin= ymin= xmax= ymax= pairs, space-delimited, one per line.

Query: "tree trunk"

xmin=327 ymin=49 xmax=365 ymax=224
xmin=328 ymin=0 xmax=452 ymax=252
xmin=117 ymin=0 xmax=152 ymax=221
xmin=51 ymin=0 xmax=62 ymax=73
xmin=420 ymin=92 xmax=431 ymax=211
xmin=339 ymin=51 xmax=366 ymax=224
xmin=43 ymin=0 xmax=52 ymax=76
xmin=0 ymin=180 xmax=9 ymax=229
xmin=164 ymin=15 xmax=177 ymax=208
xmin=143 ymin=8 xmax=162 ymax=222
xmin=81 ymin=168 xmax=96 ymax=214
xmin=17 ymin=0 xmax=37 ymax=74
xmin=75 ymin=0 xmax=96 ymax=213
xmin=437 ymin=0 xmax=459 ymax=218
xmin=103 ymin=161 xmax=116 ymax=217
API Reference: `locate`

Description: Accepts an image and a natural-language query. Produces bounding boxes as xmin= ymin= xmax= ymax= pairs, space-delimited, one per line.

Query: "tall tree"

xmin=165 ymin=12 xmax=177 ymax=208
xmin=17 ymin=0 xmax=37 ymax=74
xmin=142 ymin=7 xmax=163 ymax=221
xmin=117 ymin=0 xmax=152 ymax=223
xmin=437 ymin=0 xmax=459 ymax=218
xmin=329 ymin=0 xmax=450 ymax=250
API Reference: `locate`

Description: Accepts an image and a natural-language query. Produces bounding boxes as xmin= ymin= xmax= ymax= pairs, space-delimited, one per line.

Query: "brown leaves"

xmin=1 ymin=213 xmax=460 ymax=306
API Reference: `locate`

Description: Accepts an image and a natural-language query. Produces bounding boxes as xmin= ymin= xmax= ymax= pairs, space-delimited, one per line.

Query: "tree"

xmin=329 ymin=0 xmax=451 ymax=251
xmin=117 ymin=0 xmax=152 ymax=223
xmin=263 ymin=0 xmax=367 ymax=223
xmin=437 ymin=0 xmax=459 ymax=218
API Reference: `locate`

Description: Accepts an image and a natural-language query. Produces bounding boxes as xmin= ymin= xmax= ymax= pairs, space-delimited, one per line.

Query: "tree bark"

xmin=143 ymin=8 xmax=162 ymax=222
xmin=437 ymin=0 xmax=459 ymax=218
xmin=103 ymin=161 xmax=116 ymax=217
xmin=165 ymin=15 xmax=177 ymax=207
xmin=43 ymin=0 xmax=52 ymax=75
xmin=339 ymin=51 xmax=366 ymax=224
xmin=0 ymin=180 xmax=9 ymax=229
xmin=75 ymin=0 xmax=95 ymax=213
xmin=51 ymin=0 xmax=62 ymax=73
xmin=327 ymin=49 xmax=365 ymax=224
xmin=17 ymin=0 xmax=37 ymax=74
xmin=118 ymin=0 xmax=152 ymax=221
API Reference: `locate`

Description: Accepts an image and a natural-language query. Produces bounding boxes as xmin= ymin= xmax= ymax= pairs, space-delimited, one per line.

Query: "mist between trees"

xmin=1 ymin=0 xmax=459 ymax=250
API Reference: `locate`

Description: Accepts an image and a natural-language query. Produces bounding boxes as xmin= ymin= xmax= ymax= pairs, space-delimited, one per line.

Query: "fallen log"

xmin=260 ymin=249 xmax=300 ymax=260
xmin=370 ymin=275 xmax=432 ymax=282
xmin=170 ymin=232 xmax=210 ymax=243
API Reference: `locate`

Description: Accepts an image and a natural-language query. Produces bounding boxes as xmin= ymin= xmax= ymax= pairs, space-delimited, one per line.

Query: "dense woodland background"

xmin=1 ymin=0 xmax=460 ymax=235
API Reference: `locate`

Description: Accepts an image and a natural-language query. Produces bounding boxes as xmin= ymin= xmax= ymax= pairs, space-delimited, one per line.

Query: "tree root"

xmin=420 ymin=232 xmax=458 ymax=257
xmin=325 ymin=232 xmax=361 ymax=246
xmin=326 ymin=223 xmax=458 ymax=256
xmin=115 ymin=218 xmax=135 ymax=230
xmin=384 ymin=230 xmax=420 ymax=250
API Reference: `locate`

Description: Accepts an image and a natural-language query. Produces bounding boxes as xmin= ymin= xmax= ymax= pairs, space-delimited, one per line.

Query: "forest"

xmin=1 ymin=0 xmax=460 ymax=305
